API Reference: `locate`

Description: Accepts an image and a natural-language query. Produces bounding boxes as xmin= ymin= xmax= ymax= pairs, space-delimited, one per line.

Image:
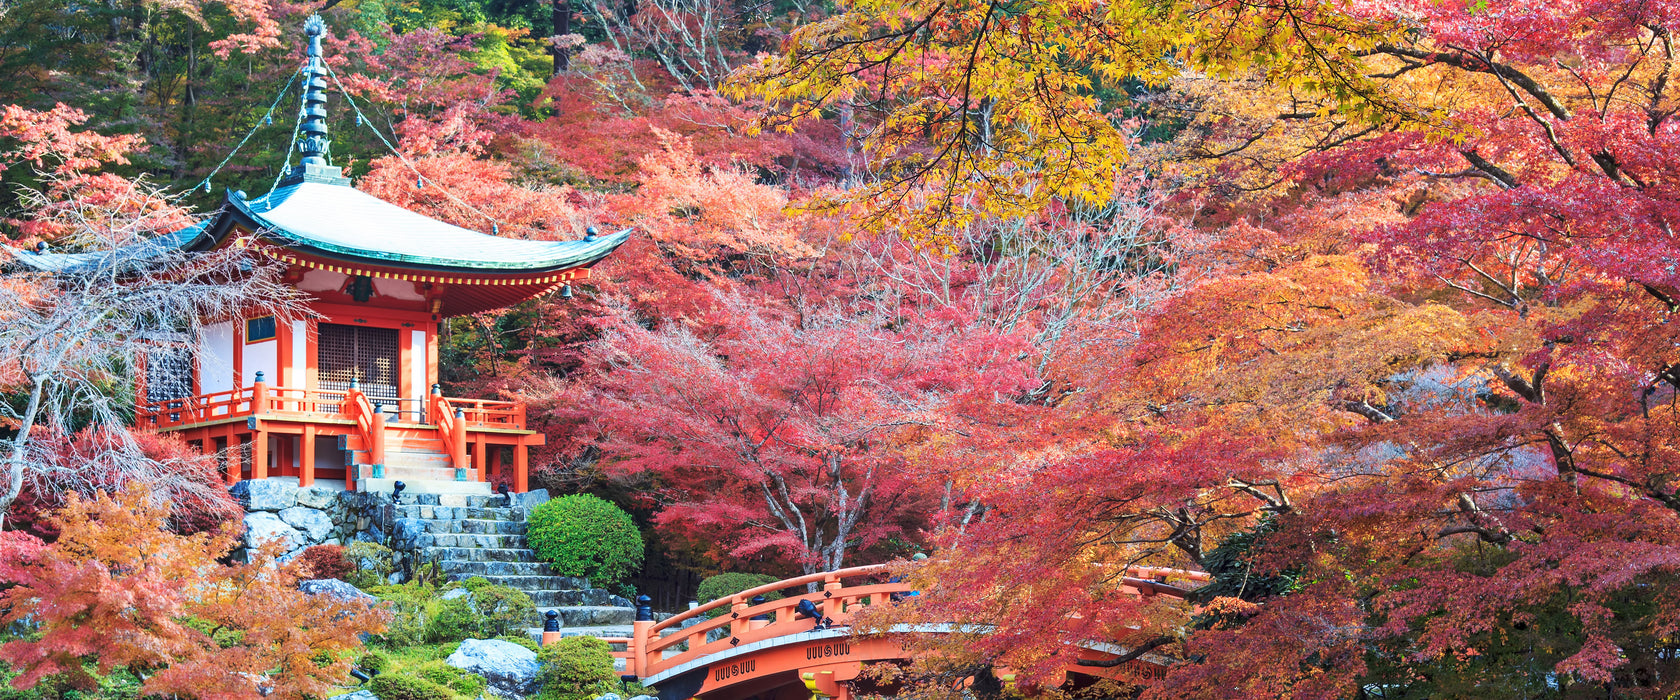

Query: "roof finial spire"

xmin=280 ymin=14 xmax=350 ymax=188
xmin=300 ymin=15 xmax=329 ymax=165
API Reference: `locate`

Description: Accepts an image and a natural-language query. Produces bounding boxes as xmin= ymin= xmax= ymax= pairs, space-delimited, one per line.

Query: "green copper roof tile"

xmin=235 ymin=182 xmax=628 ymax=272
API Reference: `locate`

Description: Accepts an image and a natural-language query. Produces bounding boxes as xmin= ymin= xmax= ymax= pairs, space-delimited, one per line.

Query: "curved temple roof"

xmin=224 ymin=182 xmax=629 ymax=273
xmin=7 ymin=12 xmax=627 ymax=304
xmin=10 ymin=183 xmax=629 ymax=278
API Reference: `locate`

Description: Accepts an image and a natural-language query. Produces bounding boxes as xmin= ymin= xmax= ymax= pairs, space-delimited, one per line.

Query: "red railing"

xmin=448 ymin=397 xmax=524 ymax=428
xmin=429 ymin=393 xmax=469 ymax=472
xmin=343 ymin=386 xmax=385 ymax=469
xmin=613 ymin=564 xmax=1212 ymax=680
xmin=137 ymin=382 xmax=527 ymax=433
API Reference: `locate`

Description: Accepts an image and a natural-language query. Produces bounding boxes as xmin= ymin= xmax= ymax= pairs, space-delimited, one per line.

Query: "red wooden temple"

xmin=12 ymin=16 xmax=628 ymax=494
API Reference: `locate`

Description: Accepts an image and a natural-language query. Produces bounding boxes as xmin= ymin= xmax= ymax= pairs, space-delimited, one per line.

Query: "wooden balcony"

xmin=136 ymin=383 xmax=526 ymax=432
xmin=137 ymin=380 xmax=540 ymax=492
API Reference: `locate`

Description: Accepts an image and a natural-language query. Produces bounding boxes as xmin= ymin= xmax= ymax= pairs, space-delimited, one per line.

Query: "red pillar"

xmin=251 ymin=430 xmax=268 ymax=480
xmin=300 ymin=425 xmax=317 ymax=488
xmin=514 ymin=442 xmax=529 ymax=493
xmin=473 ymin=433 xmax=487 ymax=482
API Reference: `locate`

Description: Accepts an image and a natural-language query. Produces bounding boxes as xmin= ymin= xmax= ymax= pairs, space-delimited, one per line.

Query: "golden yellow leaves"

xmin=734 ymin=0 xmax=1432 ymax=237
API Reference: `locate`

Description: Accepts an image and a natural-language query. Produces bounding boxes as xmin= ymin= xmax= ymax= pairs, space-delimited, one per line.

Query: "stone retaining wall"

xmin=230 ymin=478 xmax=548 ymax=583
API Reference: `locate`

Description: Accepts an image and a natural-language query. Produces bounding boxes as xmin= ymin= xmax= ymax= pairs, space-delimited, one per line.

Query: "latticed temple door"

xmin=144 ymin=345 xmax=194 ymax=404
xmin=317 ymin=323 xmax=400 ymax=400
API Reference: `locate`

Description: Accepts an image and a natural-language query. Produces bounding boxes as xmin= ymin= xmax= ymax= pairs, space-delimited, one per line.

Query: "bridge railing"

xmin=617 ymin=563 xmax=1212 ymax=679
xmin=627 ymin=564 xmax=898 ymax=679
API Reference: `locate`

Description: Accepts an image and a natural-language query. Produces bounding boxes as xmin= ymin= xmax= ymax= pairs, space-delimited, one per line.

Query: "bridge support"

xmin=802 ymin=662 xmax=860 ymax=699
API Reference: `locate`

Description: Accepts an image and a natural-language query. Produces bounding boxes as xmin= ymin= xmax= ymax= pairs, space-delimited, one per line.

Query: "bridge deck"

xmin=593 ymin=563 xmax=1210 ymax=699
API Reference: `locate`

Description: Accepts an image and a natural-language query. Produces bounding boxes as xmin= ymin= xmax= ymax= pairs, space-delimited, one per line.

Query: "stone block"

xmin=391 ymin=518 xmax=431 ymax=551
xmin=513 ymin=488 xmax=550 ymax=509
xmin=230 ymin=479 xmax=298 ymax=511
xmin=295 ymin=486 xmax=338 ymax=510
xmin=278 ymin=506 xmax=335 ymax=544
xmin=446 ymin=639 xmax=539 ymax=697
xmin=299 ymin=578 xmax=377 ymax=605
xmin=243 ymin=512 xmax=303 ymax=552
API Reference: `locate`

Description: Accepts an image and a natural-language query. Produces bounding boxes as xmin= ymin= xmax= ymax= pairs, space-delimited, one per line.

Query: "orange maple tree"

xmin=0 ymin=488 xmax=385 ymax=699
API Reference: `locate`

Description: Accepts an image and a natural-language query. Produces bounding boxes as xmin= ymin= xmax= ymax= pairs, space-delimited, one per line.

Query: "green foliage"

xmin=375 ymin=577 xmax=537 ymax=644
xmin=526 ymin=494 xmax=644 ymax=589
xmin=368 ymin=672 xmax=458 ymax=700
xmin=414 ymin=660 xmax=488 ymax=697
xmin=696 ymin=572 xmax=783 ymax=618
xmin=0 ymin=661 xmax=142 ymax=700
xmin=345 ymin=542 xmax=398 ymax=589
xmin=422 ymin=595 xmax=480 ymax=644
xmin=535 ymin=636 xmax=619 ymax=700
xmin=369 ymin=582 xmax=440 ymax=647
xmin=471 ymin=583 xmax=539 ymax=637
xmin=361 ymin=649 xmax=392 ymax=673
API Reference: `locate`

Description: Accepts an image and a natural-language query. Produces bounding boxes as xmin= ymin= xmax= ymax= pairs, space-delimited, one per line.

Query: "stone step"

xmin=523 ymin=625 xmax=635 ymax=642
xmin=386 ymin=455 xmax=455 ymax=470
xmin=439 ymin=560 xmax=555 ymax=577
xmin=349 ymin=467 xmax=466 ymax=484
xmin=395 ymin=504 xmax=524 ymax=521
xmin=340 ymin=433 xmax=450 ymax=452
xmin=357 ymin=478 xmax=492 ymax=496
xmin=527 ymin=589 xmax=634 ymax=608
xmin=542 ymin=605 xmax=637 ymax=627
xmin=469 ymin=574 xmax=590 ymax=591
xmin=420 ymin=546 xmax=537 ymax=563
xmin=414 ymin=493 xmax=523 ymax=508
xmin=418 ymin=518 xmax=526 ymax=535
xmin=428 ymin=533 xmax=525 ymax=548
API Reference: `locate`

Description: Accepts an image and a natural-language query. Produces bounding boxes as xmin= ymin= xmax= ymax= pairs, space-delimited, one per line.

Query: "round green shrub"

xmin=422 ymin=596 xmax=479 ymax=644
xmin=471 ymin=583 xmax=538 ymax=637
xmin=415 ymin=660 xmax=488 ymax=697
xmin=535 ymin=636 xmax=618 ymax=700
xmin=526 ymin=494 xmax=643 ymax=589
xmin=696 ymin=572 xmax=783 ymax=618
xmin=360 ymin=649 xmax=392 ymax=673
xmin=368 ymin=673 xmax=457 ymax=700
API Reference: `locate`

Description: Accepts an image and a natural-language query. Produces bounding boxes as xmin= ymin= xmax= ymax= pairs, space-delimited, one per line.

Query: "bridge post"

xmin=729 ymin=597 xmax=750 ymax=641
xmin=821 ymin=575 xmax=843 ymax=621
xmin=631 ymin=618 xmax=652 ymax=678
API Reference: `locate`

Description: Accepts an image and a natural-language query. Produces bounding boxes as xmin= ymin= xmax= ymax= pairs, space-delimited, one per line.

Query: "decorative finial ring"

xmin=304 ymin=14 xmax=325 ymax=36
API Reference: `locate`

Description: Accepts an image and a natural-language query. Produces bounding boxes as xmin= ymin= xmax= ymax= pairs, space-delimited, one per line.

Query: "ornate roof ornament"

xmin=284 ymin=14 xmax=349 ymax=186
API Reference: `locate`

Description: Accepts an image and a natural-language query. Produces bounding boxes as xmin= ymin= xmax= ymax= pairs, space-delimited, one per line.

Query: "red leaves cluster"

xmin=573 ymin=293 xmax=1034 ymax=573
xmin=296 ymin=544 xmax=355 ymax=581
xmin=0 ymin=488 xmax=385 ymax=699
xmin=5 ymin=429 xmax=241 ymax=540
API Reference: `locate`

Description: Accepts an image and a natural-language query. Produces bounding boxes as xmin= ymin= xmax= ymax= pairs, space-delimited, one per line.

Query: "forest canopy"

xmin=2 ymin=0 xmax=1679 ymax=697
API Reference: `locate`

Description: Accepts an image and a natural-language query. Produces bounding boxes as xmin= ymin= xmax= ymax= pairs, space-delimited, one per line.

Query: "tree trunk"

xmin=552 ymin=0 xmax=571 ymax=75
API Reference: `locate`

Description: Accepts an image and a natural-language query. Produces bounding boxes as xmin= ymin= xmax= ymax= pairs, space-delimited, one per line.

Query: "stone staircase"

xmin=386 ymin=495 xmax=634 ymax=638
xmin=344 ymin=431 xmax=491 ymax=495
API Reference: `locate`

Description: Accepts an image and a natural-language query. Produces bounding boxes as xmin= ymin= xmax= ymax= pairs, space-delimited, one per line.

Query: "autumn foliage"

xmin=9 ymin=0 xmax=1680 ymax=695
xmin=0 ymin=488 xmax=385 ymax=699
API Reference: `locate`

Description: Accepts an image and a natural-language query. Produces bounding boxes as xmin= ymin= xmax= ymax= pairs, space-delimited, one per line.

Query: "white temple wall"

xmin=410 ymin=329 xmax=427 ymax=405
xmin=200 ymin=321 xmax=235 ymax=394
xmin=290 ymin=319 xmax=308 ymax=388
xmin=245 ymin=338 xmax=277 ymax=388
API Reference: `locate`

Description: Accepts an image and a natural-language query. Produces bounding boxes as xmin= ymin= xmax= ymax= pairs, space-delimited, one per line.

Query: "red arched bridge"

xmin=549 ymin=564 xmax=1210 ymax=700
